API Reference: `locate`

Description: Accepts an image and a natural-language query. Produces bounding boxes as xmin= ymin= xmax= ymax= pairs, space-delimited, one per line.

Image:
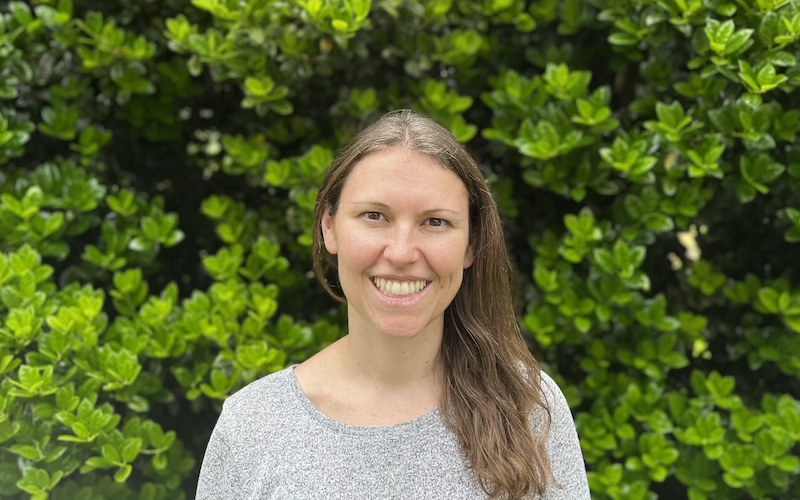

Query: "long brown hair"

xmin=312 ymin=110 xmax=555 ymax=498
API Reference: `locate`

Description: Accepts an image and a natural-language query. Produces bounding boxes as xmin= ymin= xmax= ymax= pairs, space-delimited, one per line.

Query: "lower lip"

xmin=371 ymin=280 xmax=430 ymax=306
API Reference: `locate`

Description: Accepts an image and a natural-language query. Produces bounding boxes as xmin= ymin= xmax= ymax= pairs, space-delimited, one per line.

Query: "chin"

xmin=374 ymin=321 xmax=431 ymax=340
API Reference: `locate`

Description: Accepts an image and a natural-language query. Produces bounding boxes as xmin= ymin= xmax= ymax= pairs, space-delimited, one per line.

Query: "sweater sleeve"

xmin=539 ymin=372 xmax=591 ymax=500
xmin=195 ymin=409 xmax=243 ymax=500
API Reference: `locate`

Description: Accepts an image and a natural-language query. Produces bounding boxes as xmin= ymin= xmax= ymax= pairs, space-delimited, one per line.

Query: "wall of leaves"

xmin=1 ymin=0 xmax=800 ymax=498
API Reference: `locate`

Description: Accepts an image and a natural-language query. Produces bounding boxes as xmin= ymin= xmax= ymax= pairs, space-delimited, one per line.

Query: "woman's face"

xmin=322 ymin=147 xmax=474 ymax=341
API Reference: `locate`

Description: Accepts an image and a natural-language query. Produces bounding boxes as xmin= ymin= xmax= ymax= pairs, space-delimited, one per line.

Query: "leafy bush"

xmin=2 ymin=0 xmax=800 ymax=498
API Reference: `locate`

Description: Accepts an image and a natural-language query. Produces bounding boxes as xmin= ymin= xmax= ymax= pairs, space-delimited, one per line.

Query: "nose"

xmin=383 ymin=224 xmax=418 ymax=266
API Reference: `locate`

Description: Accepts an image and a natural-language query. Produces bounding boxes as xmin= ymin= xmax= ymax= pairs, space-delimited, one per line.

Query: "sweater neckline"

xmin=287 ymin=365 xmax=442 ymax=437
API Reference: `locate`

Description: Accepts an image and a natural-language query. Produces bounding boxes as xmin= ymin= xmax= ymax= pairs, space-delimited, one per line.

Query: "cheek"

xmin=428 ymin=243 xmax=471 ymax=277
xmin=339 ymin=235 xmax=380 ymax=272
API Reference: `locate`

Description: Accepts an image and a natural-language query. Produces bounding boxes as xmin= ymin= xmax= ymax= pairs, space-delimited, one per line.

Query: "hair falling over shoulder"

xmin=313 ymin=110 xmax=556 ymax=498
xmin=443 ymin=256 xmax=555 ymax=499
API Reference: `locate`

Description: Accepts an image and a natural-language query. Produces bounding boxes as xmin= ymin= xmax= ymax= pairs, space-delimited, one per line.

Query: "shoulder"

xmin=523 ymin=368 xmax=572 ymax=432
xmin=516 ymin=362 xmax=572 ymax=420
xmin=214 ymin=367 xmax=298 ymax=438
xmin=535 ymin=370 xmax=592 ymax=498
xmin=196 ymin=369 xmax=298 ymax=499
xmin=225 ymin=366 xmax=294 ymax=406
xmin=533 ymin=369 xmax=579 ymax=434
xmin=538 ymin=371 xmax=570 ymax=415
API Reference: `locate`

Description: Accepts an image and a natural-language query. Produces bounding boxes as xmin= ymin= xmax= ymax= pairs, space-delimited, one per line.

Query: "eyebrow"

xmin=350 ymin=201 xmax=463 ymax=217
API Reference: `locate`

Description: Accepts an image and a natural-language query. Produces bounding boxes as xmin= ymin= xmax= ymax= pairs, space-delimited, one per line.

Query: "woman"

xmin=196 ymin=110 xmax=590 ymax=499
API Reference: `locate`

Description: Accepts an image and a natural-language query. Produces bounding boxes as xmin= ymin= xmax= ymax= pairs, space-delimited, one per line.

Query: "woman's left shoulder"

xmin=525 ymin=368 xmax=573 ymax=433
xmin=516 ymin=363 xmax=570 ymax=416
xmin=537 ymin=371 xmax=570 ymax=412
xmin=533 ymin=369 xmax=592 ymax=499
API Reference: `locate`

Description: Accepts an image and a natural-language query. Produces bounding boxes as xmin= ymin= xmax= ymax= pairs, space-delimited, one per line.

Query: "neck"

xmin=336 ymin=319 xmax=445 ymax=392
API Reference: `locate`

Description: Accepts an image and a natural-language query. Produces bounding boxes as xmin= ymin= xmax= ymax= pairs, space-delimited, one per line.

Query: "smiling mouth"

xmin=372 ymin=277 xmax=429 ymax=297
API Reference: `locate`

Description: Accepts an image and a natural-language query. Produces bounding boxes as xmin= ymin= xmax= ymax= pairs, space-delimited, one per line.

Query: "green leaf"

xmin=726 ymin=29 xmax=753 ymax=55
xmin=593 ymin=248 xmax=616 ymax=274
xmin=741 ymin=154 xmax=785 ymax=194
xmin=574 ymin=316 xmax=592 ymax=333
xmin=609 ymin=32 xmax=639 ymax=46
xmin=16 ymin=468 xmax=51 ymax=494
xmin=646 ymin=214 xmax=674 ymax=232
xmin=784 ymin=315 xmax=800 ymax=333
xmin=778 ymin=455 xmax=800 ymax=472
xmin=102 ymin=444 xmax=121 ymax=464
xmin=705 ymin=18 xmax=735 ymax=54
xmin=331 ymin=19 xmax=350 ymax=32
xmin=121 ymin=439 xmax=142 ymax=463
xmin=742 ymin=93 xmax=762 ymax=108
xmin=10 ymin=444 xmax=43 ymax=461
xmin=114 ymin=464 xmax=132 ymax=482
xmin=81 ymin=456 xmax=113 ymax=472
xmin=9 ymin=2 xmax=35 ymax=27
xmin=656 ymin=101 xmax=689 ymax=130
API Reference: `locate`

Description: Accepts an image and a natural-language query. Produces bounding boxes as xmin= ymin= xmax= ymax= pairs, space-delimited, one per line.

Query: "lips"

xmin=372 ymin=277 xmax=429 ymax=297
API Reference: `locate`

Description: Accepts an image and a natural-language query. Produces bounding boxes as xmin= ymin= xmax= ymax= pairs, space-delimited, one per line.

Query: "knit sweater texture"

xmin=195 ymin=366 xmax=591 ymax=499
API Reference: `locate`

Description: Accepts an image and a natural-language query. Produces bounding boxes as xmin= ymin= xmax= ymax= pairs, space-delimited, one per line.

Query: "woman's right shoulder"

xmin=215 ymin=367 xmax=299 ymax=433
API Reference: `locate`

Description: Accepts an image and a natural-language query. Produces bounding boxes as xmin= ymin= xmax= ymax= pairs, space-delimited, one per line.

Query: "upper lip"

xmin=371 ymin=275 xmax=430 ymax=281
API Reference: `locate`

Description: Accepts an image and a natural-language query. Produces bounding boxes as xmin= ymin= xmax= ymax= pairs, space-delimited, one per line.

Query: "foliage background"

xmin=2 ymin=0 xmax=800 ymax=498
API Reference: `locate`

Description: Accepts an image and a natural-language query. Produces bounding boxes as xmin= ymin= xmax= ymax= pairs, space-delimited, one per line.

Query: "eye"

xmin=426 ymin=218 xmax=449 ymax=227
xmin=364 ymin=211 xmax=384 ymax=221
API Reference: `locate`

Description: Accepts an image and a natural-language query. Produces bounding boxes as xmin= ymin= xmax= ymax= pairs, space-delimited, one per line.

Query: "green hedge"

xmin=2 ymin=0 xmax=800 ymax=498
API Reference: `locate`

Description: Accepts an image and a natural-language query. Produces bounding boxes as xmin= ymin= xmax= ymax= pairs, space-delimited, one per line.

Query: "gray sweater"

xmin=196 ymin=367 xmax=591 ymax=499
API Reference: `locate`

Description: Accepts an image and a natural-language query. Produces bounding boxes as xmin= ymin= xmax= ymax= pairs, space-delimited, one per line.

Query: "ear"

xmin=463 ymin=244 xmax=474 ymax=269
xmin=321 ymin=210 xmax=338 ymax=255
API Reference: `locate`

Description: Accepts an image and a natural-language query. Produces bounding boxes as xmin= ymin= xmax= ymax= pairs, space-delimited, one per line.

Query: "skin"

xmin=295 ymin=147 xmax=474 ymax=426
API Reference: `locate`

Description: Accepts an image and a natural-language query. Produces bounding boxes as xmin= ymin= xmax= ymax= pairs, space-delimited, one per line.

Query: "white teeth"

xmin=372 ymin=278 xmax=428 ymax=297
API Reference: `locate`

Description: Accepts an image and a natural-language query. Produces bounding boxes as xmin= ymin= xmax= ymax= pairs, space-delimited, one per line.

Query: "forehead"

xmin=341 ymin=147 xmax=468 ymax=200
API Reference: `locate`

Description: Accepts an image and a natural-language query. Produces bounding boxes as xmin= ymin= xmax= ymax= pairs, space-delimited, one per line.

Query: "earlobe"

xmin=321 ymin=211 xmax=338 ymax=255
